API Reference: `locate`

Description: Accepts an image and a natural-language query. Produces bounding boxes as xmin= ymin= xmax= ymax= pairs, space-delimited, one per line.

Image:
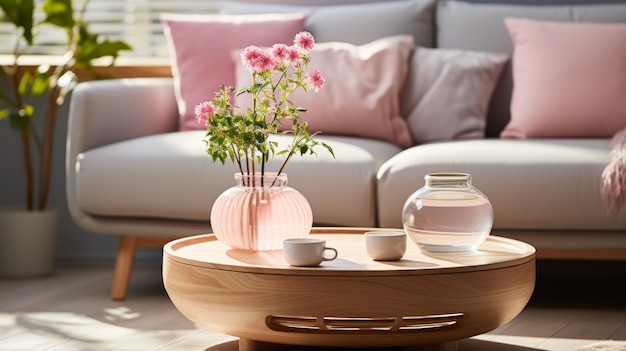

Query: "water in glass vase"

xmin=403 ymin=196 xmax=492 ymax=252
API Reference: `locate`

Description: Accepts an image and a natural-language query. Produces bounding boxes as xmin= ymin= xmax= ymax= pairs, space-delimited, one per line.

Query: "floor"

xmin=1 ymin=260 xmax=625 ymax=351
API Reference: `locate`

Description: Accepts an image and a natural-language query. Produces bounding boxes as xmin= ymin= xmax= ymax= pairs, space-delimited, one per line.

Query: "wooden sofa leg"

xmin=110 ymin=235 xmax=182 ymax=300
xmin=111 ymin=235 xmax=137 ymax=301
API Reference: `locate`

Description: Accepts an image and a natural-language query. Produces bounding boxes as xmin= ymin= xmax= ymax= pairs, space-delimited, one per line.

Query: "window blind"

xmin=0 ymin=0 xmax=221 ymax=57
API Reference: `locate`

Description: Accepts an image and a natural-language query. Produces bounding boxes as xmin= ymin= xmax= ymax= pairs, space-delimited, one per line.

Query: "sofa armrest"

xmin=67 ymin=77 xmax=178 ymax=154
xmin=66 ymin=77 xmax=178 ymax=225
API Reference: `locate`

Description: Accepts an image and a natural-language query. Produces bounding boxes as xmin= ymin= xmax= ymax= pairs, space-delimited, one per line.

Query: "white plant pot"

xmin=0 ymin=208 xmax=58 ymax=277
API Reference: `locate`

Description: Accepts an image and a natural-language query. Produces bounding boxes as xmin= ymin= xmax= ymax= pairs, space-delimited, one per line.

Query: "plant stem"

xmin=261 ymin=155 xmax=265 ymax=187
xmin=37 ymin=87 xmax=59 ymax=210
xmin=20 ymin=131 xmax=34 ymax=210
xmin=273 ymin=148 xmax=296 ymax=187
xmin=233 ymin=145 xmax=245 ymax=184
xmin=10 ymin=47 xmax=35 ymax=211
xmin=250 ymin=149 xmax=256 ymax=187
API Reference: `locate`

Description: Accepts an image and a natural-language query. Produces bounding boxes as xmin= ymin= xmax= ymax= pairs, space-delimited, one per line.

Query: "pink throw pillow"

xmin=161 ymin=13 xmax=306 ymax=131
xmin=234 ymin=35 xmax=415 ymax=148
xmin=501 ymin=18 xmax=626 ymax=138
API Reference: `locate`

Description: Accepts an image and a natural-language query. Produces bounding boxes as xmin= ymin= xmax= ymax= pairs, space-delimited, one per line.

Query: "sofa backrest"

xmin=221 ymin=0 xmax=626 ymax=140
xmin=436 ymin=0 xmax=626 ymax=137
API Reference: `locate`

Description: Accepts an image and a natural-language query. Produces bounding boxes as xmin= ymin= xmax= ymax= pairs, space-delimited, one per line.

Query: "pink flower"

xmin=307 ymin=69 xmax=325 ymax=92
xmin=197 ymin=31 xmax=334 ymax=178
xmin=241 ymin=46 xmax=263 ymax=69
xmin=294 ymin=31 xmax=315 ymax=52
xmin=241 ymin=46 xmax=276 ymax=72
xmin=195 ymin=101 xmax=216 ymax=126
xmin=257 ymin=51 xmax=277 ymax=71
xmin=270 ymin=43 xmax=290 ymax=61
xmin=286 ymin=46 xmax=302 ymax=67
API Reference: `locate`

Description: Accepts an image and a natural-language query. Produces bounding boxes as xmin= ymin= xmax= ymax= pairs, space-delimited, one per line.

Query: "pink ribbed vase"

xmin=210 ymin=173 xmax=313 ymax=251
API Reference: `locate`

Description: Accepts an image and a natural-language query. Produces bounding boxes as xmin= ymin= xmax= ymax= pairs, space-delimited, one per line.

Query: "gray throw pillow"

xmin=401 ymin=47 xmax=508 ymax=144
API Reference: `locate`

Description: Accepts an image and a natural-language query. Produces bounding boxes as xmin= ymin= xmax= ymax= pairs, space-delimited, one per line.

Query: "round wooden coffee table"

xmin=163 ymin=227 xmax=535 ymax=351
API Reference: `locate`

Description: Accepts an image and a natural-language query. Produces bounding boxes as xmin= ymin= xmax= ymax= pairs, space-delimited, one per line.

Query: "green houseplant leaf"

xmin=75 ymin=24 xmax=133 ymax=65
xmin=0 ymin=0 xmax=132 ymax=211
xmin=0 ymin=0 xmax=35 ymax=44
xmin=42 ymin=0 xmax=74 ymax=29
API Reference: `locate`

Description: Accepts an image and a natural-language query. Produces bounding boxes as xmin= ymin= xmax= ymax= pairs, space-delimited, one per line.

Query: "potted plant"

xmin=195 ymin=31 xmax=334 ymax=251
xmin=0 ymin=0 xmax=131 ymax=277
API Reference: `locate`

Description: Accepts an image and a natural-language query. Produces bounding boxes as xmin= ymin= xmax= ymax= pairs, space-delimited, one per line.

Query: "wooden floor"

xmin=1 ymin=261 xmax=625 ymax=351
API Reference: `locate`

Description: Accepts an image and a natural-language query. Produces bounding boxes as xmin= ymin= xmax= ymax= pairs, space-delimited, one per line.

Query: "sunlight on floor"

xmin=104 ymin=306 xmax=141 ymax=321
xmin=1 ymin=311 xmax=623 ymax=351
xmin=0 ymin=312 xmax=218 ymax=350
xmin=470 ymin=334 xmax=625 ymax=351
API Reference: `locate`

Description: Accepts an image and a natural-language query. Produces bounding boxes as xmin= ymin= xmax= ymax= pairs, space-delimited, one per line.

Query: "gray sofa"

xmin=66 ymin=0 xmax=626 ymax=300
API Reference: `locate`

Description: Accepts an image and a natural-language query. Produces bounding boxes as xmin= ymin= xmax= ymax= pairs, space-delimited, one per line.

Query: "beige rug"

xmin=574 ymin=341 xmax=626 ymax=351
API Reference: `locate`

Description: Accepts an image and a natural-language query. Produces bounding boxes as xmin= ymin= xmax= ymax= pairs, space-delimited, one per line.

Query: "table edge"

xmin=163 ymin=227 xmax=536 ymax=276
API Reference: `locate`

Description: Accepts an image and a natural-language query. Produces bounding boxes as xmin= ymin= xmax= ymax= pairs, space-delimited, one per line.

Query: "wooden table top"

xmin=164 ymin=227 xmax=535 ymax=276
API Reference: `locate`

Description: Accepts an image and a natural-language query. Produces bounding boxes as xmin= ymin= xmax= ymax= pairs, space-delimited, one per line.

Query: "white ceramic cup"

xmin=283 ymin=238 xmax=338 ymax=267
xmin=364 ymin=231 xmax=407 ymax=261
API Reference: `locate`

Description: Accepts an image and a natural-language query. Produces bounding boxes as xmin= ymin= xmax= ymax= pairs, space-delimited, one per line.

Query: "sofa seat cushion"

xmin=377 ymin=139 xmax=626 ymax=231
xmin=75 ymin=131 xmax=402 ymax=228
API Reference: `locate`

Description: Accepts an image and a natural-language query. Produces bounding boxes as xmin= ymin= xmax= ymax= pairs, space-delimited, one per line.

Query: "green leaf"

xmin=250 ymin=82 xmax=264 ymax=94
xmin=75 ymin=36 xmax=133 ymax=64
xmin=0 ymin=0 xmax=35 ymax=44
xmin=17 ymin=71 xmax=33 ymax=95
xmin=31 ymin=66 xmax=51 ymax=95
xmin=299 ymin=145 xmax=308 ymax=155
xmin=42 ymin=0 xmax=74 ymax=29
xmin=0 ymin=1 xmax=19 ymax=22
xmin=323 ymin=142 xmax=336 ymax=158
xmin=235 ymin=87 xmax=247 ymax=96
xmin=22 ymin=104 xmax=34 ymax=117
xmin=0 ymin=109 xmax=9 ymax=120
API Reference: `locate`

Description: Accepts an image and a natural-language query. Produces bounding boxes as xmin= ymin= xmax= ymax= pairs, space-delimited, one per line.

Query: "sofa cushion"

xmin=501 ymin=18 xmax=626 ymax=139
xmin=221 ymin=0 xmax=436 ymax=47
xmin=234 ymin=35 xmax=415 ymax=148
xmin=161 ymin=13 xmax=306 ymax=131
xmin=377 ymin=139 xmax=626 ymax=231
xmin=76 ymin=132 xmax=402 ymax=228
xmin=437 ymin=0 xmax=626 ymax=137
xmin=401 ymin=46 xmax=508 ymax=145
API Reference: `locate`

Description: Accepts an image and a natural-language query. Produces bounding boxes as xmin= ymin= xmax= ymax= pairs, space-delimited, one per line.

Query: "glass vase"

xmin=210 ymin=173 xmax=313 ymax=251
xmin=402 ymin=173 xmax=493 ymax=253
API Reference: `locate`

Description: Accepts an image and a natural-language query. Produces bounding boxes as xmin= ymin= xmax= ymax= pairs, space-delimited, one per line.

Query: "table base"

xmin=239 ymin=338 xmax=459 ymax=351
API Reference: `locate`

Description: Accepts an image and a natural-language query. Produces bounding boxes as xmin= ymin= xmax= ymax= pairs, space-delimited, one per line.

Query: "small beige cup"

xmin=364 ymin=231 xmax=407 ymax=261
xmin=283 ymin=238 xmax=338 ymax=267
